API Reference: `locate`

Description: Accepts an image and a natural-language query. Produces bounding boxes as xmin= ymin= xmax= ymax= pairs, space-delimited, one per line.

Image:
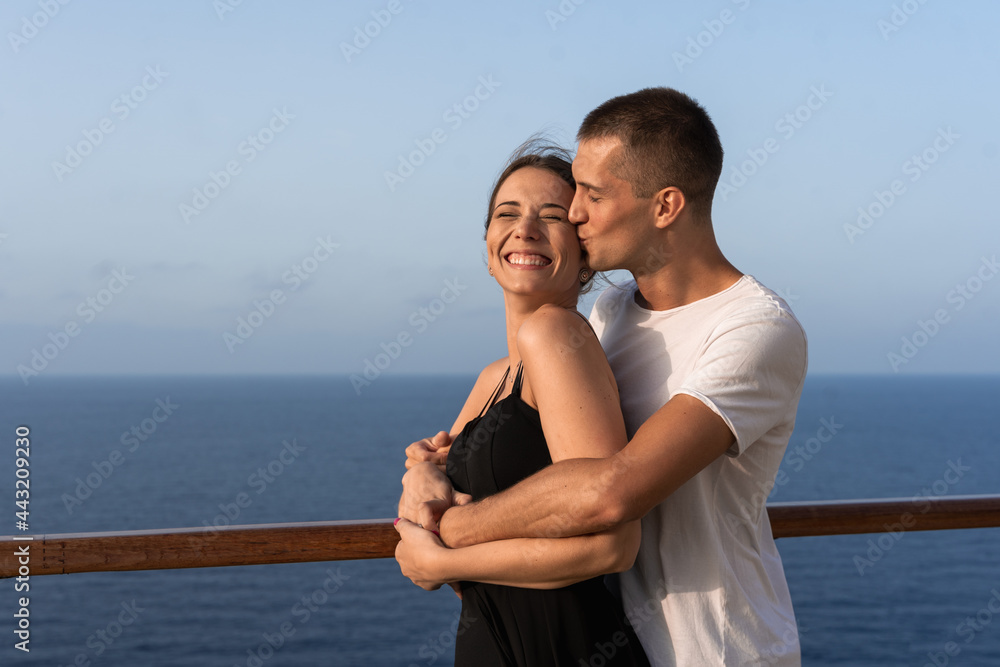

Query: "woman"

xmin=394 ymin=142 xmax=649 ymax=666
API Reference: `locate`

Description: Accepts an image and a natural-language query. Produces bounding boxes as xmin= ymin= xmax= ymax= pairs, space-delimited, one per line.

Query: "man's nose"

xmin=568 ymin=191 xmax=586 ymax=225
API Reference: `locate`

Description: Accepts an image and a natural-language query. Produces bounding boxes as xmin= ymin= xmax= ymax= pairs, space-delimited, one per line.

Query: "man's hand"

xmin=405 ymin=431 xmax=452 ymax=471
xmin=398 ymin=461 xmax=472 ymax=532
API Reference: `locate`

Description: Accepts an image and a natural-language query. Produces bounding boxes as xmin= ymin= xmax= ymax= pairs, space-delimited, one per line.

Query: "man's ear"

xmin=653 ymin=186 xmax=686 ymax=230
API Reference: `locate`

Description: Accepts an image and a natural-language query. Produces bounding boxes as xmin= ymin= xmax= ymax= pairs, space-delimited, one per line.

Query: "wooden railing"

xmin=4 ymin=495 xmax=1000 ymax=578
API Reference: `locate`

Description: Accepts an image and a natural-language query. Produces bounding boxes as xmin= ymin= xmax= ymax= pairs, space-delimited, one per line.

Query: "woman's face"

xmin=486 ymin=166 xmax=583 ymax=306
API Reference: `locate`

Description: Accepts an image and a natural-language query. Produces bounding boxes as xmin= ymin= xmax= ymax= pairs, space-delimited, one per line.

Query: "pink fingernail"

xmin=394 ymin=518 xmax=401 ymax=526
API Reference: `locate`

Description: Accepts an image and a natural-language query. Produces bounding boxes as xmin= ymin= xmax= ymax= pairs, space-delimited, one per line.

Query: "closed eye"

xmin=540 ymin=204 xmax=569 ymax=220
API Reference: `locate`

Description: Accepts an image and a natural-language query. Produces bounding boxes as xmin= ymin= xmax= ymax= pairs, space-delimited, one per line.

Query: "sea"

xmin=1 ymin=374 xmax=999 ymax=666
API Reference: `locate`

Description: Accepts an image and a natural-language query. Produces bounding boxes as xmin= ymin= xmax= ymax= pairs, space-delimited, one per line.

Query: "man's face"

xmin=569 ymin=137 xmax=656 ymax=273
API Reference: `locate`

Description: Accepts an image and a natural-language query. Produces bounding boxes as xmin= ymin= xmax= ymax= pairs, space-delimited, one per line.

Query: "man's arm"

xmin=439 ymin=303 xmax=808 ymax=548
xmin=438 ymin=393 xmax=735 ymax=547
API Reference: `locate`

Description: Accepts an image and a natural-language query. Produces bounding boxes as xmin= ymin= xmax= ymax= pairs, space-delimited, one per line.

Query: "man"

xmin=400 ymin=87 xmax=807 ymax=666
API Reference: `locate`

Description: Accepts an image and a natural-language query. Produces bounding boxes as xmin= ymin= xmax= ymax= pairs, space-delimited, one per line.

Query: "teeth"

xmin=507 ymin=253 xmax=551 ymax=266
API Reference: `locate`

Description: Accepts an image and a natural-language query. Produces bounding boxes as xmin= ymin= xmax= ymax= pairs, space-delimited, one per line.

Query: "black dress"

xmin=446 ymin=364 xmax=649 ymax=667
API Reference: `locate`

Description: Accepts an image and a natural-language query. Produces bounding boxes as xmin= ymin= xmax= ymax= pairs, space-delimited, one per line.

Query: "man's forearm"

xmin=438 ymin=456 xmax=624 ymax=548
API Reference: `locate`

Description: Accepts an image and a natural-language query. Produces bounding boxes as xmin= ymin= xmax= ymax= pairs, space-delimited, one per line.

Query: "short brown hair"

xmin=577 ymin=87 xmax=723 ymax=218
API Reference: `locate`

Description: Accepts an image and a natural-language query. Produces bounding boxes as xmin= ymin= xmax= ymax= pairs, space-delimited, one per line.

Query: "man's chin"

xmin=581 ymin=247 xmax=626 ymax=273
xmin=586 ymin=257 xmax=616 ymax=273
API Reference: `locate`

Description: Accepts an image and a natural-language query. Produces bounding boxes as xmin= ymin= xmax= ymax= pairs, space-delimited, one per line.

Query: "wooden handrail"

xmin=765 ymin=494 xmax=1000 ymax=538
xmin=1 ymin=519 xmax=398 ymax=578
xmin=4 ymin=495 xmax=1000 ymax=578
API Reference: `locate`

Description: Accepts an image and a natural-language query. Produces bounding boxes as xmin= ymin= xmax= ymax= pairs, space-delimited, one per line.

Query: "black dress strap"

xmin=478 ymin=365 xmax=511 ymax=418
xmin=510 ymin=361 xmax=525 ymax=397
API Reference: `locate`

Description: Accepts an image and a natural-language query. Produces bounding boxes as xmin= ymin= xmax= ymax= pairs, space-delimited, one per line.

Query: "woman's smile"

xmin=504 ymin=251 xmax=552 ymax=268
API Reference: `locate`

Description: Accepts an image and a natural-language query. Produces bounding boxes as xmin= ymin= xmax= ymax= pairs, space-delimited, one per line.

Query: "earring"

xmin=489 ymin=266 xmax=494 ymax=276
xmin=579 ymin=269 xmax=591 ymax=283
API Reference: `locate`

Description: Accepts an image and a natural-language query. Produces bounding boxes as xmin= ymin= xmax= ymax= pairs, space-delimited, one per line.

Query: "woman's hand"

xmin=394 ymin=517 xmax=452 ymax=591
xmin=405 ymin=431 xmax=452 ymax=471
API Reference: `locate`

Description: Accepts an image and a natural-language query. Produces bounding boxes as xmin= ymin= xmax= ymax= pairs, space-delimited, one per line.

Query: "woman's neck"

xmin=501 ymin=292 xmax=578 ymax=369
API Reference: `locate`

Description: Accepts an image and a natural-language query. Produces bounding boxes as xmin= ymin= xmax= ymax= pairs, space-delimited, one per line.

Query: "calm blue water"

xmin=1 ymin=375 xmax=998 ymax=666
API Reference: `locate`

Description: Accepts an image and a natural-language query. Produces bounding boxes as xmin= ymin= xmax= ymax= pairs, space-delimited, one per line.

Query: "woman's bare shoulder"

xmin=516 ymin=305 xmax=599 ymax=355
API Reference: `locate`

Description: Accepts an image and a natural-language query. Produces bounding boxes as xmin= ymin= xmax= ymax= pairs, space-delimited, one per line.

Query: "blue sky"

xmin=2 ymin=0 xmax=998 ymax=380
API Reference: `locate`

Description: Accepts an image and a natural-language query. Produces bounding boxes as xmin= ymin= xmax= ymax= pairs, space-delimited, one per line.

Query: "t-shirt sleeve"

xmin=587 ymin=283 xmax=620 ymax=341
xmin=676 ymin=309 xmax=808 ymax=456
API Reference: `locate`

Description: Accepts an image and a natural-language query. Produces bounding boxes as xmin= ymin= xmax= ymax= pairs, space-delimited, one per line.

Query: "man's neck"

xmin=632 ymin=252 xmax=743 ymax=311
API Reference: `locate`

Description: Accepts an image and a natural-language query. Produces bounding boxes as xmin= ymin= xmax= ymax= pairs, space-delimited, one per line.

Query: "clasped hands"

xmin=395 ymin=431 xmax=472 ymax=595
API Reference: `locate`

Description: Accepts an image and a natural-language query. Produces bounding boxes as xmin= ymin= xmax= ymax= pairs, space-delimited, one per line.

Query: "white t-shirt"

xmin=589 ymin=275 xmax=807 ymax=667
